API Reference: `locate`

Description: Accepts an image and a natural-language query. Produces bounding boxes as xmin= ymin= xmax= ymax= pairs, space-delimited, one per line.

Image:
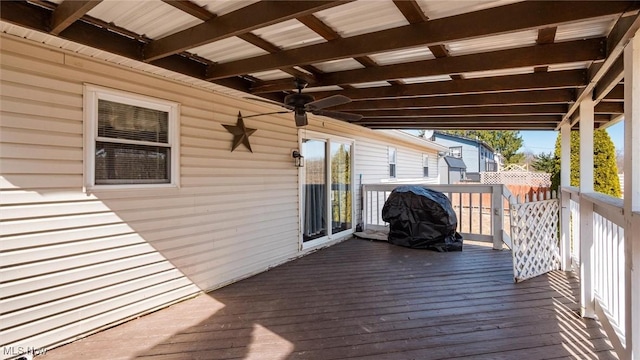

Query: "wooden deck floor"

xmin=40 ymin=239 xmax=617 ymax=360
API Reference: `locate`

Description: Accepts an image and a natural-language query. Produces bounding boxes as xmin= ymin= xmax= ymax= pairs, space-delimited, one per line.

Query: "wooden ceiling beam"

xmin=367 ymin=123 xmax=559 ymax=130
xmin=252 ymin=38 xmax=603 ymax=91
xmin=352 ymin=115 xmax=562 ymax=124
xmin=50 ymin=0 xmax=101 ymax=35
xmin=534 ymin=27 xmax=557 ymax=72
xmin=352 ymin=102 xmax=622 ymax=118
xmin=255 ymin=70 xmax=585 ymax=98
xmin=143 ymin=1 xmax=344 ymax=62
xmin=594 ymin=101 xmax=625 ymax=113
xmin=2 ymin=1 xmax=58 ymax=36
xmin=205 ymin=1 xmax=638 ymax=79
xmin=352 ymin=104 xmax=569 ymax=117
xmin=603 ymin=83 xmax=625 ymax=101
xmin=333 ymin=89 xmax=576 ymax=110
xmin=536 ymin=27 xmax=558 ymax=45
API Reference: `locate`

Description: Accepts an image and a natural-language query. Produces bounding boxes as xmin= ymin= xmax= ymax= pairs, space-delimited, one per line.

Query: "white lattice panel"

xmin=511 ymin=199 xmax=560 ymax=282
xmin=481 ymin=171 xmax=551 ymax=187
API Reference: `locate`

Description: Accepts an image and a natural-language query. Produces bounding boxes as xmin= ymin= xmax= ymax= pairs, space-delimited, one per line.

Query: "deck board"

xmin=40 ymin=239 xmax=618 ymax=360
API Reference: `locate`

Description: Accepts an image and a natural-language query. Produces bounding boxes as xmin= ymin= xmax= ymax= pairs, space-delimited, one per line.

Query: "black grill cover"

xmin=382 ymin=186 xmax=463 ymax=252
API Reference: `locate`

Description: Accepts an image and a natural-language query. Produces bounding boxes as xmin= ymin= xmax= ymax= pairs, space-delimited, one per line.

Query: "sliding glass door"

xmin=301 ymin=133 xmax=354 ymax=246
xmin=330 ymin=142 xmax=351 ymax=234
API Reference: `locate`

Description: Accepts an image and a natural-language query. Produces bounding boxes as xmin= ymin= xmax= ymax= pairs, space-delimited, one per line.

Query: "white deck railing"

xmin=361 ymin=184 xmax=516 ymax=250
xmin=561 ymin=186 xmax=638 ymax=359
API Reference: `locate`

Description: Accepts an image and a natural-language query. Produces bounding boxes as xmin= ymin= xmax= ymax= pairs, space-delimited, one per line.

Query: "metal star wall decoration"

xmin=222 ymin=112 xmax=257 ymax=152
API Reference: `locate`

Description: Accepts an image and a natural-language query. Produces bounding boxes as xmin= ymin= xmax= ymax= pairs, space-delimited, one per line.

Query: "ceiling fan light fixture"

xmin=294 ymin=108 xmax=308 ymax=127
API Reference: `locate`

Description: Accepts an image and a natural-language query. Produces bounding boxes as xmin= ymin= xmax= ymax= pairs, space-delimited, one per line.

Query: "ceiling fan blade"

xmin=305 ymin=95 xmax=351 ymax=111
xmin=313 ymin=110 xmax=363 ymax=122
xmin=242 ymin=110 xmax=291 ymax=118
xmin=294 ymin=108 xmax=308 ymax=127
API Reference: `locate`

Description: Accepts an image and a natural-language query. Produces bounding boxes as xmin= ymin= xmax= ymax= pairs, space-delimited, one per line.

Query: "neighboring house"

xmin=0 ymin=35 xmax=446 ymax=352
xmin=430 ymin=131 xmax=498 ymax=175
xmin=361 ymin=131 xmax=448 ymax=185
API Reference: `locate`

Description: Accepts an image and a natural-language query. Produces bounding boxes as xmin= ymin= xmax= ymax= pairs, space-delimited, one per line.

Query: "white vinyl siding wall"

xmin=0 ymin=36 xmax=300 ymax=354
xmin=342 ymin=133 xmax=441 ymax=226
xmin=0 ymin=35 xmax=443 ymax=355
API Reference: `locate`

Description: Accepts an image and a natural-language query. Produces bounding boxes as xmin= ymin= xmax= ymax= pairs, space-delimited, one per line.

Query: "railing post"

xmin=624 ymin=29 xmax=640 ymax=360
xmin=362 ymin=185 xmax=369 ymax=231
xmin=560 ymin=189 xmax=571 ymax=271
xmin=560 ymin=123 xmax=572 ymax=271
xmin=492 ymin=184 xmax=503 ymax=250
xmin=579 ymin=92 xmax=595 ymax=319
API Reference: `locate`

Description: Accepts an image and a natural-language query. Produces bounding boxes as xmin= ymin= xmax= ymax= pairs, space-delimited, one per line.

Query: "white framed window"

xmin=422 ymin=154 xmax=429 ymax=177
xmin=388 ymin=146 xmax=397 ymax=178
xmin=450 ymin=146 xmax=462 ymax=158
xmin=84 ymin=85 xmax=180 ymax=189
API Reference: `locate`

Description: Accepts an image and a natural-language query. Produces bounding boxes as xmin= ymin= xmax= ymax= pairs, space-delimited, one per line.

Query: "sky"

xmin=519 ymin=121 xmax=625 ymax=155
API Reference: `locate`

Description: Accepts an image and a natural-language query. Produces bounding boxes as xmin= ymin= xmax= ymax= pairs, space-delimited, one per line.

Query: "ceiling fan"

xmin=244 ymin=79 xmax=363 ymax=126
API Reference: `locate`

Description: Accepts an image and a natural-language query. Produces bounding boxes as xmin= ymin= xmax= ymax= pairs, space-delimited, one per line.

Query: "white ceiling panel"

xmin=555 ymin=17 xmax=616 ymax=42
xmin=191 ymin=0 xmax=259 ymax=16
xmin=311 ymin=58 xmax=365 ymax=73
xmin=189 ymin=37 xmax=268 ymax=64
xmin=415 ymin=0 xmax=523 ymax=20
xmin=252 ymin=19 xmax=325 ymax=50
xmin=314 ymin=0 xmax=408 ymax=38
xmin=402 ymin=75 xmax=453 ymax=84
xmin=87 ymin=0 xmax=201 ymax=39
xmin=302 ymin=85 xmax=344 ymax=93
xmin=447 ymin=29 xmax=538 ymax=56
xmin=463 ymin=66 xmax=533 ymax=79
xmin=351 ymin=81 xmax=393 ymax=89
xmin=548 ymin=61 xmax=591 ymax=72
xmin=369 ymin=46 xmax=435 ymax=66
xmin=249 ymin=70 xmax=294 ymax=81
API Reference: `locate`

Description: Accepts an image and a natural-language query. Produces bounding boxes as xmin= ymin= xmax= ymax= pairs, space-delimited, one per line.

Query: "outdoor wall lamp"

xmin=292 ymin=150 xmax=305 ymax=167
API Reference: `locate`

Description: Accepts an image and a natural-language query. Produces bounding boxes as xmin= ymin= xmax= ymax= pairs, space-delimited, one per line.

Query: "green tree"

xmin=531 ymin=152 xmax=556 ymax=174
xmin=440 ymin=130 xmax=524 ymax=165
xmin=551 ymin=129 xmax=620 ymax=197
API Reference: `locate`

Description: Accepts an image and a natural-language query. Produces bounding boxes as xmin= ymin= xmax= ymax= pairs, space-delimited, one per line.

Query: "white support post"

xmin=560 ymin=123 xmax=572 ymax=270
xmin=624 ymin=29 xmax=640 ymax=360
xmin=579 ymin=91 xmax=595 ymax=318
xmin=492 ymin=184 xmax=503 ymax=250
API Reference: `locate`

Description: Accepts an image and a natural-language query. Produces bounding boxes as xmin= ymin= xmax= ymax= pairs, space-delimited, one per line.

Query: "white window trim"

xmin=83 ymin=84 xmax=180 ymax=191
xmin=450 ymin=146 xmax=463 ymax=158
xmin=388 ymin=146 xmax=397 ymax=178
xmin=423 ymin=154 xmax=429 ymax=178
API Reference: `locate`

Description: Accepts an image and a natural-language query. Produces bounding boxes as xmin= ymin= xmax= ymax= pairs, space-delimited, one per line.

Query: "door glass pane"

xmin=303 ymin=139 xmax=327 ymax=242
xmin=331 ymin=143 xmax=351 ymax=234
